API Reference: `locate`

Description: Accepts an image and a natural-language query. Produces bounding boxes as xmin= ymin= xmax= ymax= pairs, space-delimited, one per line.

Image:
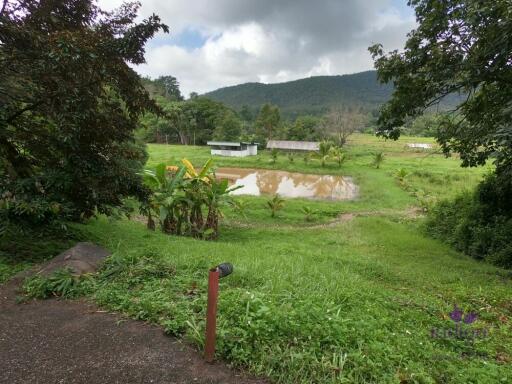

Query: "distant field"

xmin=146 ymin=133 xmax=490 ymax=212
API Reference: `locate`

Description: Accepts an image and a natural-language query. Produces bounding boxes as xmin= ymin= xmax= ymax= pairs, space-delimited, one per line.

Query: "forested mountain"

xmin=204 ymin=70 xmax=460 ymax=118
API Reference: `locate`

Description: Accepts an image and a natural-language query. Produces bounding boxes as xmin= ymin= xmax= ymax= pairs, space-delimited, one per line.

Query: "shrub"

xmin=425 ymin=174 xmax=512 ymax=268
xmin=270 ymin=149 xmax=279 ymax=164
xmin=266 ymin=195 xmax=285 ymax=218
xmin=301 ymin=206 xmax=316 ymax=222
xmin=23 ymin=269 xmax=95 ymax=299
xmin=372 ymin=152 xmax=385 ymax=169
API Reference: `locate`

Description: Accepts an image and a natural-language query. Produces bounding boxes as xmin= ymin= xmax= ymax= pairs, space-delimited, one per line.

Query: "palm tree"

xmin=314 ymin=140 xmax=334 ymax=167
xmin=372 ymin=152 xmax=384 ymax=169
xmin=267 ymin=194 xmax=285 ymax=218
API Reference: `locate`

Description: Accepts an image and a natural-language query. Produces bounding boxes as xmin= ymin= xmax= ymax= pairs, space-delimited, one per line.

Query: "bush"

xmin=425 ymin=174 xmax=512 ymax=268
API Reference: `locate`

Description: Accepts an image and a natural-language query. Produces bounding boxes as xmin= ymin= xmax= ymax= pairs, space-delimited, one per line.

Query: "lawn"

xmin=4 ymin=134 xmax=511 ymax=383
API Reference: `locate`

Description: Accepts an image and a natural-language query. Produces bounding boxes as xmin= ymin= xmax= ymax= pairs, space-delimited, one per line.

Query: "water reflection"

xmin=215 ymin=167 xmax=358 ymax=200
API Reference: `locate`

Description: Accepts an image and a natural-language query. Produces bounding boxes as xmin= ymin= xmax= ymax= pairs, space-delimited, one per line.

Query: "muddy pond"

xmin=215 ymin=167 xmax=358 ymax=200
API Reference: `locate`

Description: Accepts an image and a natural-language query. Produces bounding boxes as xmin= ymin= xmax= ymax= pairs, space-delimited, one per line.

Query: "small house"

xmin=266 ymin=140 xmax=320 ymax=152
xmin=406 ymin=143 xmax=432 ymax=149
xmin=207 ymin=141 xmax=258 ymax=157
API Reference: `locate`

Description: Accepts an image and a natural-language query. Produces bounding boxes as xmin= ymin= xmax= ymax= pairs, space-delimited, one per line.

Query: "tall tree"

xmin=369 ymin=0 xmax=512 ymax=178
xmin=289 ymin=115 xmax=322 ymax=141
xmin=0 ymin=0 xmax=168 ymax=223
xmin=256 ymin=103 xmax=280 ymax=141
xmin=154 ymin=75 xmax=183 ymax=101
xmin=213 ymin=111 xmax=242 ymax=141
xmin=324 ymin=106 xmax=365 ymax=146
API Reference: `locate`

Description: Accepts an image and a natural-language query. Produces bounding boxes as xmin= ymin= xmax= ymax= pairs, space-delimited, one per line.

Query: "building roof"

xmin=207 ymin=141 xmax=258 ymax=147
xmin=266 ymin=140 xmax=320 ymax=151
xmin=406 ymin=143 xmax=432 ymax=149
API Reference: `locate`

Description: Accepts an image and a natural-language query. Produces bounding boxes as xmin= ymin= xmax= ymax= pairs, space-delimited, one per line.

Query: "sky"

xmin=98 ymin=0 xmax=416 ymax=97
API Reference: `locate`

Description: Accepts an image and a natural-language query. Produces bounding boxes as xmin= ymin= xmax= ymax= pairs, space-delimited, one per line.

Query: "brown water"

xmin=215 ymin=167 xmax=358 ymax=200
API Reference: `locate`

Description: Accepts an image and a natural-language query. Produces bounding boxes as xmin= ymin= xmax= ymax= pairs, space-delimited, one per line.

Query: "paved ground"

xmin=0 ymin=276 xmax=266 ymax=384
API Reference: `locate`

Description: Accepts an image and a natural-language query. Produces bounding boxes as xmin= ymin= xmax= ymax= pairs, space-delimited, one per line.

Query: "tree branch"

xmin=5 ymin=101 xmax=43 ymax=124
xmin=0 ymin=0 xmax=8 ymax=17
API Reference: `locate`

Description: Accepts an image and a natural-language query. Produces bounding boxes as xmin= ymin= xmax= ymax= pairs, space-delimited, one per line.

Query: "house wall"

xmin=248 ymin=145 xmax=258 ymax=155
xmin=211 ymin=149 xmax=250 ymax=157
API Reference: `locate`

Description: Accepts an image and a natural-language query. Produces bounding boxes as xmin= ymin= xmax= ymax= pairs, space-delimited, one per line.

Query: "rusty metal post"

xmin=204 ymin=267 xmax=219 ymax=363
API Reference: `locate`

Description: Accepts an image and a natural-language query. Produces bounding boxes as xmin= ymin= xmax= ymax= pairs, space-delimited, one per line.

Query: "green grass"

xmin=4 ymin=134 xmax=510 ymax=383
xmin=79 ymin=214 xmax=511 ymax=383
xmin=146 ymin=133 xmax=490 ymax=213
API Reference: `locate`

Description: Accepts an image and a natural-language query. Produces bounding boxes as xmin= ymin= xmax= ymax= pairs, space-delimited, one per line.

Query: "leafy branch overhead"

xmin=369 ymin=0 xmax=512 ymax=176
xmin=0 ymin=0 xmax=168 ymax=224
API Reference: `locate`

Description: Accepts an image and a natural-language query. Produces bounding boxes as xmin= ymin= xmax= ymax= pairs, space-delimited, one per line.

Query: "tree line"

xmin=137 ymin=76 xmax=388 ymax=146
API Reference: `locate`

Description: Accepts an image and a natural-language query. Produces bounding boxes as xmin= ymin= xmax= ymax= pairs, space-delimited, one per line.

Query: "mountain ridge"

xmin=203 ymin=70 xmax=393 ymax=117
xmin=203 ymin=70 xmax=461 ymax=118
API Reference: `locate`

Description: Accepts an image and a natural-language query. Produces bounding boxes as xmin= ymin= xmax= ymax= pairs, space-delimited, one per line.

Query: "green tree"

xmin=213 ymin=111 xmax=242 ymax=141
xmin=404 ymin=114 xmax=442 ymax=137
xmin=153 ymin=75 xmax=183 ymax=101
xmin=0 ymin=1 xmax=167 ymax=224
xmin=239 ymin=105 xmax=254 ymax=122
xmin=256 ymin=103 xmax=280 ymax=141
xmin=288 ymin=115 xmax=322 ymax=141
xmin=369 ymin=0 xmax=512 ymax=178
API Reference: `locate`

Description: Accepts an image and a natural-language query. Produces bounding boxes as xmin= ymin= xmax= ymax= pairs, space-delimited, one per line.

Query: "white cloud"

xmin=97 ymin=0 xmax=416 ymax=96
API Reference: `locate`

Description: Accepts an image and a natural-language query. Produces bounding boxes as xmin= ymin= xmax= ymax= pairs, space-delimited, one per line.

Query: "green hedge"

xmin=425 ymin=173 xmax=512 ymax=268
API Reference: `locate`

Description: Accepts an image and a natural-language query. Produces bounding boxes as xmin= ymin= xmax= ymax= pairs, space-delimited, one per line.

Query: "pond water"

xmin=215 ymin=167 xmax=358 ymax=200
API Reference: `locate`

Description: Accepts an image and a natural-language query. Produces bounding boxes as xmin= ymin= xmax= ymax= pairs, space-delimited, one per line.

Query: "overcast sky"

xmin=98 ymin=0 xmax=415 ymax=96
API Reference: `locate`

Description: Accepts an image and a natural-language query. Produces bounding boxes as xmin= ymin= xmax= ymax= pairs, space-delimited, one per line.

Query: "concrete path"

xmin=0 ymin=276 xmax=266 ymax=384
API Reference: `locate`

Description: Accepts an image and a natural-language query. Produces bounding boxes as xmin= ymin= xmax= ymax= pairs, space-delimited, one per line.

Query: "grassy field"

xmin=4 ymin=134 xmax=511 ymax=383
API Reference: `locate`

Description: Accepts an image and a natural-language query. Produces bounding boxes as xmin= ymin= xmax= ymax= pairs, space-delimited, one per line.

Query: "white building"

xmin=406 ymin=143 xmax=432 ymax=149
xmin=266 ymin=140 xmax=320 ymax=151
xmin=207 ymin=141 xmax=258 ymax=157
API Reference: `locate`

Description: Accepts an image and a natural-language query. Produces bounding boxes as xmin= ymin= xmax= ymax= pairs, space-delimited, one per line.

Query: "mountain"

xmin=204 ymin=71 xmax=391 ymax=117
xmin=203 ymin=70 xmax=461 ymax=118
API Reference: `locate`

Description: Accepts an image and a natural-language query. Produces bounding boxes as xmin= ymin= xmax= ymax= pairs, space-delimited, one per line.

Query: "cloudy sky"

xmin=98 ymin=0 xmax=416 ymax=97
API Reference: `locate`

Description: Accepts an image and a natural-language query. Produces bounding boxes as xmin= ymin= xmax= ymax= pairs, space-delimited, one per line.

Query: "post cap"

xmin=216 ymin=263 xmax=233 ymax=278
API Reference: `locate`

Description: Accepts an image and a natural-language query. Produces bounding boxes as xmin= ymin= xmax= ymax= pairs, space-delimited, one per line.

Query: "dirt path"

xmin=0 ymin=276 xmax=266 ymax=384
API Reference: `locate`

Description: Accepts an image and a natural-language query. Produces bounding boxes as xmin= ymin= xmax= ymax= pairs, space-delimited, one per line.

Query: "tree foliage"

xmin=0 ymin=0 xmax=167 ymax=225
xmin=288 ymin=115 xmax=323 ymax=141
xmin=369 ymin=0 xmax=512 ymax=177
xmin=205 ymin=71 xmax=461 ymax=119
xmin=323 ymin=106 xmax=366 ymax=146
xmin=139 ymin=96 xmax=232 ymax=145
xmin=142 ymin=75 xmax=183 ymax=101
xmin=213 ymin=111 xmax=242 ymax=141
xmin=256 ymin=103 xmax=280 ymax=141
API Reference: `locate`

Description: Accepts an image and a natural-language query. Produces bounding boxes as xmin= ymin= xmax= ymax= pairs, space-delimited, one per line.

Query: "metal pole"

xmin=204 ymin=268 xmax=219 ymax=363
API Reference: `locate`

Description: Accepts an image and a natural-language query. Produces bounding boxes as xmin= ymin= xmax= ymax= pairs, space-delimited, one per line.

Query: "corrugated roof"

xmin=266 ymin=140 xmax=320 ymax=151
xmin=207 ymin=141 xmax=258 ymax=147
xmin=207 ymin=141 xmax=241 ymax=147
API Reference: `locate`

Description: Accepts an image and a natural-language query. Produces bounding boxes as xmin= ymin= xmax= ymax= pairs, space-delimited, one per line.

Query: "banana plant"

xmin=267 ymin=194 xmax=285 ymax=218
xmin=140 ymin=163 xmax=187 ymax=234
xmin=329 ymin=146 xmax=345 ymax=167
xmin=204 ymin=178 xmax=243 ymax=239
xmin=181 ymin=158 xmax=214 ymax=236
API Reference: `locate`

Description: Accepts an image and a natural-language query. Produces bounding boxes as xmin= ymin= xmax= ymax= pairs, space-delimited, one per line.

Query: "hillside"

xmin=204 ymin=71 xmax=390 ymax=117
xmin=204 ymin=70 xmax=460 ymax=118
